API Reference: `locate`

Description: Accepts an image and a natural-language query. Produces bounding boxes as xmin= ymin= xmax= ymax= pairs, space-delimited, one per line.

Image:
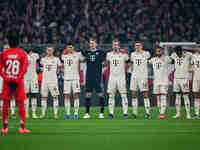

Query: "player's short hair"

xmin=196 ymin=44 xmax=200 ymax=48
xmin=7 ymin=30 xmax=19 ymax=48
xmin=175 ymin=46 xmax=182 ymax=52
xmin=67 ymin=42 xmax=74 ymax=48
xmin=112 ymin=39 xmax=120 ymax=43
xmin=89 ymin=38 xmax=96 ymax=42
xmin=135 ymin=41 xmax=143 ymax=45
xmin=156 ymin=46 xmax=163 ymax=50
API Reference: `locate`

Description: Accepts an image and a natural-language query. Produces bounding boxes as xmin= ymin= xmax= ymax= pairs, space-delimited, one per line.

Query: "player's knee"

xmin=86 ymin=92 xmax=92 ymax=98
xmin=194 ymin=93 xmax=200 ymax=99
xmin=74 ymin=93 xmax=79 ymax=99
xmin=98 ymin=92 xmax=103 ymax=97
xmin=143 ymin=92 xmax=148 ymax=98
xmin=65 ymin=94 xmax=70 ymax=99
xmin=132 ymin=91 xmax=137 ymax=98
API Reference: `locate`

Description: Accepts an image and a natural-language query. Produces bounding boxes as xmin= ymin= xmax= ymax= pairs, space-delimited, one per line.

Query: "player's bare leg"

xmin=143 ymin=91 xmax=151 ymax=119
xmin=40 ymin=97 xmax=47 ymax=119
xmin=158 ymin=94 xmax=167 ymax=119
xmin=73 ymin=93 xmax=79 ymax=119
xmin=132 ymin=91 xmax=138 ymax=119
xmin=64 ymin=94 xmax=71 ymax=119
xmin=121 ymin=92 xmax=128 ymax=119
xmin=10 ymin=99 xmax=16 ymax=119
xmin=173 ymin=93 xmax=181 ymax=119
xmin=156 ymin=94 xmax=161 ymax=113
xmin=194 ymin=93 xmax=200 ymax=119
xmin=53 ymin=96 xmax=59 ymax=120
xmin=83 ymin=93 xmax=92 ymax=119
xmin=31 ymin=94 xmax=38 ymax=119
xmin=1 ymin=100 xmax=9 ymax=133
xmin=107 ymin=93 xmax=115 ymax=119
xmin=183 ymin=93 xmax=191 ymax=119
xmin=98 ymin=92 xmax=104 ymax=118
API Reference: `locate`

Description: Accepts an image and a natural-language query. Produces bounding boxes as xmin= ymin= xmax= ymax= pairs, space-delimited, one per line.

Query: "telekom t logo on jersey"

xmin=177 ymin=58 xmax=183 ymax=65
xmin=156 ymin=62 xmax=162 ymax=69
xmin=66 ymin=59 xmax=73 ymax=66
xmin=136 ymin=59 xmax=142 ymax=66
xmin=112 ymin=60 xmax=119 ymax=66
xmin=90 ymin=55 xmax=95 ymax=62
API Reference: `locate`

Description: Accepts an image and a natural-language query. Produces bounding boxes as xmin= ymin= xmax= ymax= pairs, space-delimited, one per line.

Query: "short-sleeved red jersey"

xmin=0 ymin=48 xmax=28 ymax=82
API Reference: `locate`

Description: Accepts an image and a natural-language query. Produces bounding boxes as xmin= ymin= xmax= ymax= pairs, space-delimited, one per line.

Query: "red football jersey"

xmin=0 ymin=48 xmax=28 ymax=82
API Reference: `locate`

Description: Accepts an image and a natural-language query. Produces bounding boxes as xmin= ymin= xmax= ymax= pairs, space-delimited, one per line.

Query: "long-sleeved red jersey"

xmin=0 ymin=48 xmax=28 ymax=101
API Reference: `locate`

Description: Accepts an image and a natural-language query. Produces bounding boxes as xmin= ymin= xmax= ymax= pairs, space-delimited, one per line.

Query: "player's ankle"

xmin=20 ymin=124 xmax=25 ymax=129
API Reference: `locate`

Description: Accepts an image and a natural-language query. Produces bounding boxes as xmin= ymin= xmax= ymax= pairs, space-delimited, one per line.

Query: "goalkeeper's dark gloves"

xmin=7 ymin=81 xmax=18 ymax=94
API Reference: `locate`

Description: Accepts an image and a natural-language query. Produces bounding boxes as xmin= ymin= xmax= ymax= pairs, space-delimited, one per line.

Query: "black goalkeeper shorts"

xmin=85 ymin=77 xmax=102 ymax=93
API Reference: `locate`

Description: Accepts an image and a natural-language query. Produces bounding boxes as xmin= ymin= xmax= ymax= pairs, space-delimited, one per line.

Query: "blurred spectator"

xmin=0 ymin=0 xmax=200 ymax=46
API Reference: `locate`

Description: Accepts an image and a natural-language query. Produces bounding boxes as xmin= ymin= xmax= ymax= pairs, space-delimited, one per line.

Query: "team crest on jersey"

xmin=96 ymin=52 xmax=99 ymax=55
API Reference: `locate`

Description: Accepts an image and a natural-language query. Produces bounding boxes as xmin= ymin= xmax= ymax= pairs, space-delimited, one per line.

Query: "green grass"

xmin=0 ymin=107 xmax=200 ymax=150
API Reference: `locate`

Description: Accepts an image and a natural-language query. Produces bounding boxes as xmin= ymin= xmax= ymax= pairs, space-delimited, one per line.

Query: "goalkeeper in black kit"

xmin=81 ymin=38 xmax=106 ymax=119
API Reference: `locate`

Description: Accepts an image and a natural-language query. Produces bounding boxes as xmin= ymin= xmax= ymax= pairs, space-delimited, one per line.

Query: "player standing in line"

xmin=106 ymin=40 xmax=129 ymax=119
xmin=62 ymin=43 xmax=84 ymax=119
xmin=0 ymin=31 xmax=30 ymax=133
xmin=170 ymin=46 xmax=192 ymax=119
xmin=130 ymin=42 xmax=151 ymax=119
xmin=0 ymin=44 xmax=16 ymax=119
xmin=24 ymin=45 xmax=40 ymax=119
xmin=149 ymin=47 xmax=171 ymax=119
xmin=81 ymin=39 xmax=105 ymax=119
xmin=191 ymin=44 xmax=200 ymax=119
xmin=40 ymin=47 xmax=61 ymax=119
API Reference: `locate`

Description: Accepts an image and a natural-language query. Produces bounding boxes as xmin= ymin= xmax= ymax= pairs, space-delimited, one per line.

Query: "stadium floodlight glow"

xmin=159 ymin=42 xmax=196 ymax=47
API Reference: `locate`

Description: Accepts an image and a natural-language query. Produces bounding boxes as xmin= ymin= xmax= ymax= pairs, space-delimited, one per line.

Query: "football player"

xmin=0 ymin=31 xmax=30 ymax=133
xmin=40 ymin=47 xmax=61 ymax=119
xmin=130 ymin=42 xmax=151 ymax=119
xmin=149 ymin=47 xmax=171 ymax=119
xmin=170 ymin=46 xmax=192 ymax=119
xmin=24 ymin=44 xmax=40 ymax=119
xmin=106 ymin=40 xmax=129 ymax=119
xmin=191 ymin=44 xmax=200 ymax=119
xmin=81 ymin=39 xmax=105 ymax=119
xmin=62 ymin=43 xmax=84 ymax=119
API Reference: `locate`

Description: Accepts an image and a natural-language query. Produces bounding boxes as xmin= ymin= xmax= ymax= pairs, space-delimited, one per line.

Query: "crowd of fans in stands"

xmin=0 ymin=0 xmax=199 ymax=46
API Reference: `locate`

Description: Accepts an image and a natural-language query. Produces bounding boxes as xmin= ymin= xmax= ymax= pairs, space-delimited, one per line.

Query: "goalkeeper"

xmin=0 ymin=30 xmax=30 ymax=134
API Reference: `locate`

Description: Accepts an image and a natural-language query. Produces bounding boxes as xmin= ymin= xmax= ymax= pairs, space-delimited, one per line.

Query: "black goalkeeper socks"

xmin=85 ymin=97 xmax=91 ymax=114
xmin=99 ymin=96 xmax=105 ymax=113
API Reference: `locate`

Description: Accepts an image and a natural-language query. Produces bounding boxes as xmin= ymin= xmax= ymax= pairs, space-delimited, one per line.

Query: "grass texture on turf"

xmin=0 ymin=107 xmax=200 ymax=150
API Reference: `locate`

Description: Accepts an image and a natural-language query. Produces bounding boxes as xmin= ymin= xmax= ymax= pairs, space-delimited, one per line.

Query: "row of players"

xmin=1 ymin=39 xmax=200 ymax=120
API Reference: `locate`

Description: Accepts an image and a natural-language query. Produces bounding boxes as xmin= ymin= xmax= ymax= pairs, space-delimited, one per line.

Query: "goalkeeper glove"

xmin=7 ymin=81 xmax=18 ymax=94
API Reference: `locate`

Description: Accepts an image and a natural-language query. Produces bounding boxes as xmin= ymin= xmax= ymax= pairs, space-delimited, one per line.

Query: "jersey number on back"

xmin=6 ymin=60 xmax=20 ymax=75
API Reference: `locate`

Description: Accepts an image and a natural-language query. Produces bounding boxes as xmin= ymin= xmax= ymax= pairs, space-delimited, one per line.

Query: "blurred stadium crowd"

xmin=0 ymin=0 xmax=199 ymax=46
